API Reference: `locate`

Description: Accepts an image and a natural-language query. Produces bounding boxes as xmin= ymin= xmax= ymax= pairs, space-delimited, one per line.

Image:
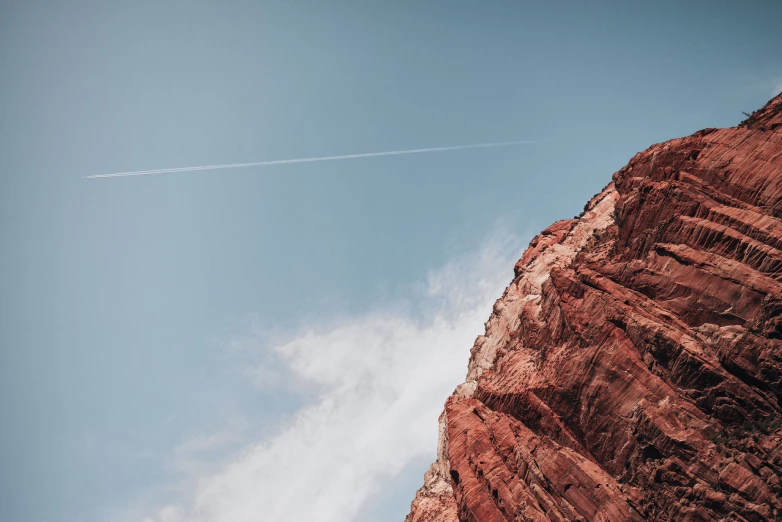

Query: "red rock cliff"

xmin=406 ymin=94 xmax=782 ymax=521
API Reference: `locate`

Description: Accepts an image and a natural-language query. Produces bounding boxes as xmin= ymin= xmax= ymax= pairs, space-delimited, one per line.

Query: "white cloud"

xmin=140 ymin=231 xmax=524 ymax=522
xmin=174 ymin=433 xmax=234 ymax=455
xmin=773 ymin=80 xmax=782 ymax=97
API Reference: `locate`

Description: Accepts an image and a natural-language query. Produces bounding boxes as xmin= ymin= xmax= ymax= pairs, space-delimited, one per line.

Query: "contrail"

xmin=85 ymin=140 xmax=537 ymax=179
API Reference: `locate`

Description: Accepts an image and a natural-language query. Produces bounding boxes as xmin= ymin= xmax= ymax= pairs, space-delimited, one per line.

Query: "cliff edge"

xmin=407 ymin=94 xmax=782 ymax=521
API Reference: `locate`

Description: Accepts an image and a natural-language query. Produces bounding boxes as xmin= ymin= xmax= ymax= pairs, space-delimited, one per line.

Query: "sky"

xmin=1 ymin=1 xmax=781 ymax=521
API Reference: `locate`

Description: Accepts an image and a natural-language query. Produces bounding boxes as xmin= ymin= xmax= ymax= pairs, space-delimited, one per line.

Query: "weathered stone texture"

xmin=407 ymin=94 xmax=782 ymax=521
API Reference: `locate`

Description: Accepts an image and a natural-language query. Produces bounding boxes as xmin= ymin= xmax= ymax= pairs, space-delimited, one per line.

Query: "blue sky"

xmin=1 ymin=1 xmax=781 ymax=521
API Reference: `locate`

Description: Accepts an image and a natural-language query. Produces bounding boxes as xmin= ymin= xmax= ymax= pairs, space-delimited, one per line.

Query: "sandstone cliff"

xmin=406 ymin=94 xmax=782 ymax=521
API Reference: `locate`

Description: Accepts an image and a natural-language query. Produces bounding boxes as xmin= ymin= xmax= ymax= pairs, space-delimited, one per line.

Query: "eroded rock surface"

xmin=407 ymin=94 xmax=782 ymax=521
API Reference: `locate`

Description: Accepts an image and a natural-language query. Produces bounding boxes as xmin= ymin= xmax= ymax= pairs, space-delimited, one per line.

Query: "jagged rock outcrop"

xmin=407 ymin=94 xmax=782 ymax=521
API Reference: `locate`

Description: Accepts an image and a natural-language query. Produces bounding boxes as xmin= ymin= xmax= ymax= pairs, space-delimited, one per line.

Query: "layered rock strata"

xmin=407 ymin=94 xmax=782 ymax=521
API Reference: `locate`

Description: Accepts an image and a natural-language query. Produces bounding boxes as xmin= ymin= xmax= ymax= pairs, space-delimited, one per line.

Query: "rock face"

xmin=406 ymin=94 xmax=782 ymax=521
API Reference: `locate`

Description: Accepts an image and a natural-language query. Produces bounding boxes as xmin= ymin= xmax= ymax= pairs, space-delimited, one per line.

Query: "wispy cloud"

xmin=138 ymin=230 xmax=524 ymax=522
xmin=85 ymin=141 xmax=537 ymax=179
xmin=173 ymin=433 xmax=235 ymax=458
